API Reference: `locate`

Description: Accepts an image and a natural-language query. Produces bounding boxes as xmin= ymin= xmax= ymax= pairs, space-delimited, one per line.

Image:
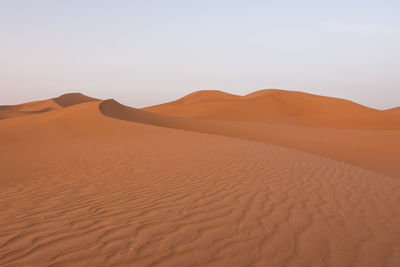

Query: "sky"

xmin=1 ymin=0 xmax=399 ymax=109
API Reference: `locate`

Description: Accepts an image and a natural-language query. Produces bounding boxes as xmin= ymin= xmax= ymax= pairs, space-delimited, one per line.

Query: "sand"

xmin=104 ymin=99 xmax=400 ymax=178
xmin=0 ymin=99 xmax=61 ymax=120
xmin=1 ymin=91 xmax=400 ymax=266
xmin=0 ymin=93 xmax=99 ymax=120
xmin=386 ymin=106 xmax=400 ymax=114
xmin=145 ymin=89 xmax=400 ymax=130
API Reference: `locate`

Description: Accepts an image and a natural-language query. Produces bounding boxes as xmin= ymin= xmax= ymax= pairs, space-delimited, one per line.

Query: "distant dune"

xmin=173 ymin=90 xmax=240 ymax=104
xmin=1 ymin=90 xmax=400 ymax=266
xmin=386 ymin=106 xmax=400 ymax=114
xmin=52 ymin=92 xmax=100 ymax=107
xmin=0 ymin=99 xmax=61 ymax=120
xmin=102 ymin=98 xmax=400 ymax=178
xmin=0 ymin=93 xmax=100 ymax=120
xmin=145 ymin=89 xmax=400 ymax=130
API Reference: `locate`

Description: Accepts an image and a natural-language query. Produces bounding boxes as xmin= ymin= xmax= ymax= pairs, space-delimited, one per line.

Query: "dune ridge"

xmin=386 ymin=106 xmax=400 ymax=114
xmin=0 ymin=99 xmax=61 ymax=120
xmin=145 ymin=89 xmax=400 ymax=130
xmin=52 ymin=93 xmax=100 ymax=107
xmin=0 ymin=100 xmax=399 ymax=266
xmin=0 ymin=93 xmax=100 ymax=120
xmin=173 ymin=90 xmax=240 ymax=104
xmin=101 ymin=99 xmax=400 ymax=178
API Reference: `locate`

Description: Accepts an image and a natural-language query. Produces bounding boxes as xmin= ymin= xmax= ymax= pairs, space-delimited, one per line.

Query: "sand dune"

xmin=1 ymin=100 xmax=400 ymax=266
xmin=172 ymin=90 xmax=240 ymax=104
xmin=386 ymin=106 xmax=400 ymax=114
xmin=145 ymin=89 xmax=400 ymax=130
xmin=52 ymin=93 xmax=100 ymax=107
xmin=0 ymin=99 xmax=61 ymax=120
xmin=0 ymin=93 xmax=99 ymax=120
xmin=101 ymin=99 xmax=400 ymax=178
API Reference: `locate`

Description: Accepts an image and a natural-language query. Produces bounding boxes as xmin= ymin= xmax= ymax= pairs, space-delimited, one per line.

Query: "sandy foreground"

xmin=0 ymin=91 xmax=400 ymax=266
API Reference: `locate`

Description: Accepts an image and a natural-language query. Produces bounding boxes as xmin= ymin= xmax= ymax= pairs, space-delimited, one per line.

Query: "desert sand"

xmin=0 ymin=91 xmax=400 ymax=266
xmin=386 ymin=106 xmax=400 ymax=114
xmin=0 ymin=93 xmax=99 ymax=120
xmin=145 ymin=89 xmax=400 ymax=130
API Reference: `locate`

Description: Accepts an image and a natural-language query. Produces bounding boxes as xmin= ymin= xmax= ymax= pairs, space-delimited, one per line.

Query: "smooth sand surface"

xmin=0 ymin=99 xmax=61 ymax=120
xmin=145 ymin=89 xmax=400 ymax=130
xmin=1 ymin=92 xmax=400 ymax=266
xmin=52 ymin=93 xmax=100 ymax=107
xmin=386 ymin=107 xmax=400 ymax=114
xmin=0 ymin=93 xmax=99 ymax=120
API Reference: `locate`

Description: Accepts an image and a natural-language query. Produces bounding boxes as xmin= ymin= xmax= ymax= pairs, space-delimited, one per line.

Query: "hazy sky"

xmin=1 ymin=0 xmax=399 ymax=109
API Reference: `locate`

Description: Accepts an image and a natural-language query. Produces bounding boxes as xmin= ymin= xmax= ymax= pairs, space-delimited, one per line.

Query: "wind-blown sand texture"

xmin=1 ymin=90 xmax=400 ymax=266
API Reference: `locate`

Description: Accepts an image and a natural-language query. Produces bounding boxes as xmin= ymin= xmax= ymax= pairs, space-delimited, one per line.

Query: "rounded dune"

xmin=146 ymin=90 xmax=240 ymax=117
xmin=0 ymin=93 xmax=100 ymax=120
xmin=386 ymin=106 xmax=400 ymax=114
xmin=144 ymin=89 xmax=400 ymax=130
xmin=0 ymin=99 xmax=61 ymax=120
xmin=174 ymin=90 xmax=240 ymax=104
xmin=105 ymin=99 xmax=400 ymax=178
xmin=242 ymin=88 xmax=288 ymax=98
xmin=52 ymin=92 xmax=100 ymax=107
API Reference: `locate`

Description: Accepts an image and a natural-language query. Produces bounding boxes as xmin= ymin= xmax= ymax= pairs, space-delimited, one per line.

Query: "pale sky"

xmin=1 ymin=0 xmax=399 ymax=109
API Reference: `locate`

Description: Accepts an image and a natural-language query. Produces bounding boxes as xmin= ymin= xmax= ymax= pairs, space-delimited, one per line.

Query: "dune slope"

xmin=52 ymin=93 xmax=100 ymax=107
xmin=102 ymin=99 xmax=400 ymax=178
xmin=0 ymin=101 xmax=400 ymax=266
xmin=145 ymin=89 xmax=400 ymax=130
xmin=386 ymin=106 xmax=400 ymax=114
xmin=0 ymin=93 xmax=100 ymax=120
xmin=0 ymin=99 xmax=61 ymax=120
xmin=172 ymin=90 xmax=240 ymax=104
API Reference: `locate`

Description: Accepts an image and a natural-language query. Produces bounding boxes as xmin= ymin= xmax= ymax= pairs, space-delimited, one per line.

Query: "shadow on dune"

xmin=99 ymin=99 xmax=224 ymax=132
xmin=0 ymin=107 xmax=54 ymax=120
xmin=98 ymin=99 xmax=262 ymax=137
xmin=52 ymin=93 xmax=100 ymax=107
xmin=99 ymin=99 xmax=400 ymax=179
xmin=145 ymin=89 xmax=400 ymax=130
xmin=1 ymin=93 xmax=101 ymax=120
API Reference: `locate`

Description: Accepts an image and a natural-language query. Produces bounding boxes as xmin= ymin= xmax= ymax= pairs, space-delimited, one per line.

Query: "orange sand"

xmin=0 ymin=90 xmax=399 ymax=266
xmin=0 ymin=99 xmax=61 ymax=120
xmin=0 ymin=93 xmax=99 ymax=120
xmin=145 ymin=89 xmax=400 ymax=130
xmin=106 ymin=98 xmax=400 ymax=178
xmin=386 ymin=106 xmax=400 ymax=114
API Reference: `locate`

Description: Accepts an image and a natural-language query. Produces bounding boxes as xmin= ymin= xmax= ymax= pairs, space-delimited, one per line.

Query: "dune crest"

xmin=102 ymin=99 xmax=400 ymax=178
xmin=386 ymin=106 xmax=400 ymax=114
xmin=52 ymin=92 xmax=100 ymax=107
xmin=144 ymin=89 xmax=400 ymax=130
xmin=0 ymin=93 xmax=100 ymax=120
xmin=0 ymin=99 xmax=61 ymax=120
xmin=242 ymin=88 xmax=290 ymax=98
xmin=175 ymin=90 xmax=240 ymax=104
